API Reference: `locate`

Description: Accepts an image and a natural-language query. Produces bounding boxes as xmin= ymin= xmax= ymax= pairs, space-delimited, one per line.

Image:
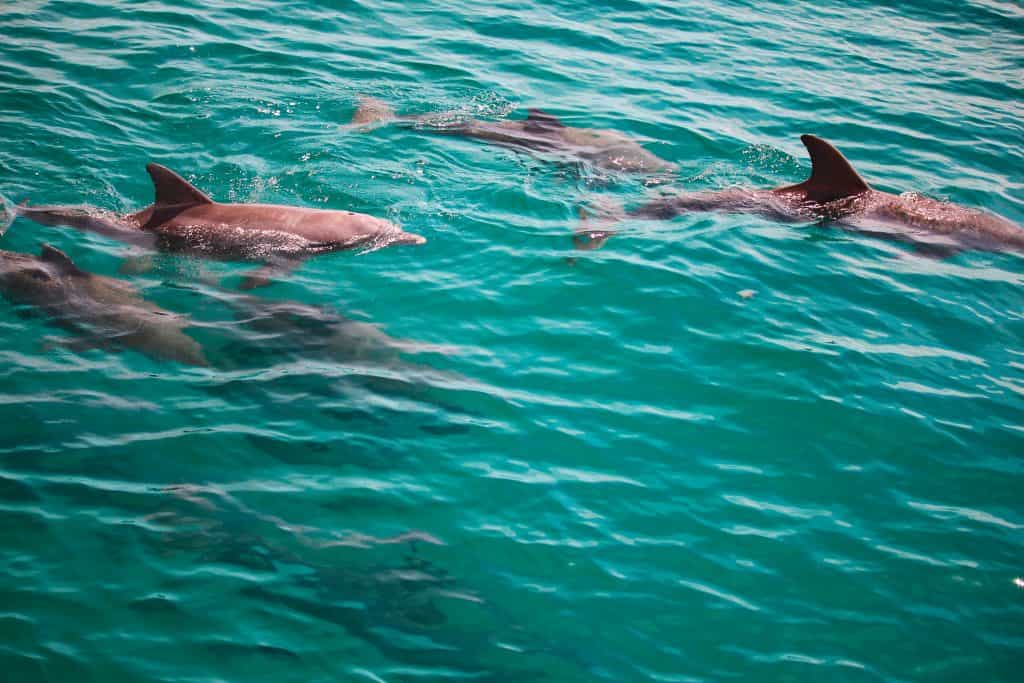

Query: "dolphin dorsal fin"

xmin=141 ymin=163 xmax=213 ymax=229
xmin=40 ymin=244 xmax=87 ymax=277
xmin=525 ymin=109 xmax=564 ymax=128
xmin=777 ymin=135 xmax=870 ymax=203
xmin=146 ymin=163 xmax=213 ymax=207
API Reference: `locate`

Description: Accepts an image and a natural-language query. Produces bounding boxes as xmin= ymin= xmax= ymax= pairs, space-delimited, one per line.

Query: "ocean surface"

xmin=1 ymin=1 xmax=1023 ymax=681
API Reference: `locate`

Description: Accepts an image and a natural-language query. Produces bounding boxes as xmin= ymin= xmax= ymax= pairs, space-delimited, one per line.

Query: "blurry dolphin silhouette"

xmin=352 ymin=96 xmax=677 ymax=175
xmin=150 ymin=484 xmax=565 ymax=682
xmin=14 ymin=164 xmax=426 ymax=288
xmin=0 ymin=244 xmax=207 ymax=365
xmin=583 ymin=135 xmax=1024 ymax=255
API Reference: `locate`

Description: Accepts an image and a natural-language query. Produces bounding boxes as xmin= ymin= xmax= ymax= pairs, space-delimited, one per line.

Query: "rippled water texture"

xmin=1 ymin=1 xmax=1023 ymax=681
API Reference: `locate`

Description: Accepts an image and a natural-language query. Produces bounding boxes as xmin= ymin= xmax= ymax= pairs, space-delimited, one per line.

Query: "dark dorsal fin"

xmin=147 ymin=163 xmax=213 ymax=207
xmin=775 ymin=135 xmax=870 ymax=203
xmin=40 ymin=244 xmax=87 ymax=277
xmin=141 ymin=163 xmax=213 ymax=229
xmin=525 ymin=108 xmax=564 ymax=128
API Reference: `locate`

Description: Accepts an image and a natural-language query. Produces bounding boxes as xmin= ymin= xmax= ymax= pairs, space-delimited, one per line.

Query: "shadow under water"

xmin=170 ymin=283 xmax=492 ymax=437
xmin=140 ymin=484 xmax=576 ymax=682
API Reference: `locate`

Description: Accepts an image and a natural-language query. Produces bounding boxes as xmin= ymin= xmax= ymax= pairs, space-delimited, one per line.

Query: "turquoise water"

xmin=2 ymin=0 xmax=1023 ymax=680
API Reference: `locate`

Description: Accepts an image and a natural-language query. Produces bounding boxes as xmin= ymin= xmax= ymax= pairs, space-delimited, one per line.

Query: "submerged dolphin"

xmin=228 ymin=297 xmax=459 ymax=364
xmin=585 ymin=135 xmax=1024 ymax=255
xmin=152 ymin=485 xmax=562 ymax=683
xmin=0 ymin=244 xmax=207 ymax=365
xmin=352 ymin=97 xmax=677 ymax=175
xmin=177 ymin=283 xmax=460 ymax=367
xmin=14 ymin=164 xmax=426 ymax=288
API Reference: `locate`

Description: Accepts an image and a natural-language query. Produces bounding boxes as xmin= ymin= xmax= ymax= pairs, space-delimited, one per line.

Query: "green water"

xmin=1 ymin=1 xmax=1023 ymax=680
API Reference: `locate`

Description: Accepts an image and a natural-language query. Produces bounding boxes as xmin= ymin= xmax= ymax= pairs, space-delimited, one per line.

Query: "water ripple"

xmin=1 ymin=0 xmax=1022 ymax=682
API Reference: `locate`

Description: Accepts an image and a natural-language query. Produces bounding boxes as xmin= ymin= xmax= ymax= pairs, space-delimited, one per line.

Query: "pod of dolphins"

xmin=1 ymin=97 xmax=1021 ymax=366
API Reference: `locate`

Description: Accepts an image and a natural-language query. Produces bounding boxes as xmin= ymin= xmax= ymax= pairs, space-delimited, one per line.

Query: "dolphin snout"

xmin=397 ymin=232 xmax=427 ymax=246
xmin=573 ymin=229 xmax=615 ymax=251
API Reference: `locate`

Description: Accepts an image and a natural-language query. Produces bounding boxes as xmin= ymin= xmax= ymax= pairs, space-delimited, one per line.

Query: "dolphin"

xmin=352 ymin=97 xmax=678 ymax=175
xmin=0 ymin=244 xmax=207 ymax=365
xmin=176 ymin=284 xmax=461 ymax=367
xmin=149 ymin=484 xmax=565 ymax=683
xmin=14 ymin=163 xmax=426 ymax=288
xmin=227 ymin=296 xmax=459 ymax=363
xmin=590 ymin=135 xmax=1024 ymax=255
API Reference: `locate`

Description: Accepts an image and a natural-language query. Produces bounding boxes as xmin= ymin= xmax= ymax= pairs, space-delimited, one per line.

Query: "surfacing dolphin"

xmin=0 ymin=244 xmax=207 ymax=365
xmin=14 ymin=164 xmax=426 ymax=288
xmin=580 ymin=134 xmax=1024 ymax=255
xmin=352 ymin=97 xmax=678 ymax=175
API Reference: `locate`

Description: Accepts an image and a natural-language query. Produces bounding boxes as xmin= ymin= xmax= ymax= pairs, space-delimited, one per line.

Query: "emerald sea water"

xmin=1 ymin=1 xmax=1023 ymax=680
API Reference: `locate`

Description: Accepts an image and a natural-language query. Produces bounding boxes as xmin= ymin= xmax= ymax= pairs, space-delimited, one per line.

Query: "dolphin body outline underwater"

xmin=0 ymin=244 xmax=207 ymax=365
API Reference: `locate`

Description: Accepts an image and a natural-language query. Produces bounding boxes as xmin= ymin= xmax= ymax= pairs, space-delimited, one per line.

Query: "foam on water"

xmin=0 ymin=194 xmax=15 ymax=235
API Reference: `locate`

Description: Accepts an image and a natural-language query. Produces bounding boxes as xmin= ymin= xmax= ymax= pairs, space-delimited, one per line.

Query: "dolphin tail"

xmin=350 ymin=96 xmax=397 ymax=126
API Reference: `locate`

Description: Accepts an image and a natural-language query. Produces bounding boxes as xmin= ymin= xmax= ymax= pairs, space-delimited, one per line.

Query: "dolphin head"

xmin=560 ymin=127 xmax=678 ymax=175
xmin=592 ymin=143 xmax=679 ymax=175
xmin=0 ymin=249 xmax=64 ymax=304
xmin=339 ymin=213 xmax=426 ymax=248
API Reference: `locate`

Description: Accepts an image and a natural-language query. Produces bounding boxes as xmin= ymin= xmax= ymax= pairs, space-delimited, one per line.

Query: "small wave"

xmin=0 ymin=193 xmax=16 ymax=235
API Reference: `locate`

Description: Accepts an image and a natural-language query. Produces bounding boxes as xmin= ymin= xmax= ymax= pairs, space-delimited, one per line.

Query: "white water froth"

xmin=0 ymin=193 xmax=15 ymax=235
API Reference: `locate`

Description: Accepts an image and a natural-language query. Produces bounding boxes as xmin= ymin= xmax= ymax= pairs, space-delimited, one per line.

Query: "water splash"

xmin=0 ymin=193 xmax=15 ymax=235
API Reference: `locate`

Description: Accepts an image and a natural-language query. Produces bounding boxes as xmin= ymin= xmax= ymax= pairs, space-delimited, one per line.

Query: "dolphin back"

xmin=351 ymin=97 xmax=397 ymax=125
